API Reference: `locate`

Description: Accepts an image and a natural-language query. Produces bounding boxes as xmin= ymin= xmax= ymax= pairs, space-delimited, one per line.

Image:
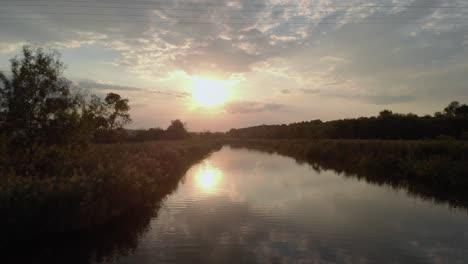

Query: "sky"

xmin=0 ymin=0 xmax=467 ymax=131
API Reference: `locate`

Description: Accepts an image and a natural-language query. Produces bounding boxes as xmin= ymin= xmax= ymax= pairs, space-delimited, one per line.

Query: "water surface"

xmin=112 ymin=146 xmax=468 ymax=264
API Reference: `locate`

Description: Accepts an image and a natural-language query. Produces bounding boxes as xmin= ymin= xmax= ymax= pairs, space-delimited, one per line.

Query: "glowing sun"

xmin=191 ymin=77 xmax=229 ymax=107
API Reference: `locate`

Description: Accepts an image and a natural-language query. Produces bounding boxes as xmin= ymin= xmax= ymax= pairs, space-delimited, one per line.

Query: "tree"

xmin=434 ymin=111 xmax=444 ymax=118
xmin=82 ymin=93 xmax=131 ymax=143
xmin=442 ymin=101 xmax=468 ymax=118
xmin=164 ymin=119 xmax=189 ymax=140
xmin=0 ymin=45 xmax=134 ymax=174
xmin=444 ymin=101 xmax=461 ymax=117
xmin=378 ymin=110 xmax=393 ymax=118
xmin=0 ymin=45 xmax=84 ymax=172
xmin=455 ymin=104 xmax=468 ymax=118
xmin=104 ymin=93 xmax=131 ymax=130
xmin=82 ymin=95 xmax=107 ymax=130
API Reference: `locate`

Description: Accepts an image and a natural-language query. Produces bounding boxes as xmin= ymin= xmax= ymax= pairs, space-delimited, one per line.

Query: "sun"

xmin=191 ymin=77 xmax=229 ymax=107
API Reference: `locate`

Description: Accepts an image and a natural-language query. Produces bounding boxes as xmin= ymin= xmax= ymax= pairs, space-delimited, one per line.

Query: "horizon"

xmin=151 ymin=105 xmax=455 ymax=133
xmin=1 ymin=0 xmax=467 ymax=131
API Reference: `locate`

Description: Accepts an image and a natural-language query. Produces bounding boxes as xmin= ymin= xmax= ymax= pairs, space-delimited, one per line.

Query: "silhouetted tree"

xmin=444 ymin=101 xmax=460 ymax=117
xmin=0 ymin=45 xmax=84 ymax=173
xmin=104 ymin=93 xmax=131 ymax=129
xmin=129 ymin=127 xmax=164 ymax=142
xmin=0 ymin=45 xmax=134 ymax=173
xmin=379 ymin=110 xmax=393 ymax=118
xmin=82 ymin=93 xmax=131 ymax=143
xmin=455 ymin=104 xmax=468 ymax=118
xmin=164 ymin=119 xmax=189 ymax=140
xmin=81 ymin=95 xmax=107 ymax=132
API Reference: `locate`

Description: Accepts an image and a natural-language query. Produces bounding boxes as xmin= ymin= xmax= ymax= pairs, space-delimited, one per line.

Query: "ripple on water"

xmin=116 ymin=146 xmax=468 ymax=264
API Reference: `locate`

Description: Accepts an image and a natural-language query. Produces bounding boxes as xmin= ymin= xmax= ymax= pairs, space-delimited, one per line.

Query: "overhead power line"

xmin=0 ymin=10 xmax=467 ymax=19
xmin=2 ymin=9 xmax=468 ymax=15
xmin=3 ymin=2 xmax=468 ymax=9
xmin=2 ymin=1 xmax=467 ymax=25
xmin=1 ymin=16 xmax=468 ymax=25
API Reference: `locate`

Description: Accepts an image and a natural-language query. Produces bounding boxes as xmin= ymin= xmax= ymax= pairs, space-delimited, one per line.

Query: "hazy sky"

xmin=0 ymin=0 xmax=467 ymax=131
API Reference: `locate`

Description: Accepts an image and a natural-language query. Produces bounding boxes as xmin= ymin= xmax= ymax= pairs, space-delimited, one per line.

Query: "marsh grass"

xmin=0 ymin=140 xmax=222 ymax=244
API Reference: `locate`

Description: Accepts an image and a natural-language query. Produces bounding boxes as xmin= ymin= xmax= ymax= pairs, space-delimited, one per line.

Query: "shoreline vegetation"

xmin=226 ymin=139 xmax=468 ymax=209
xmin=2 ymin=139 xmax=467 ymax=262
xmin=0 ymin=140 xmax=222 ymax=245
xmin=3 ymin=139 xmax=467 ymax=244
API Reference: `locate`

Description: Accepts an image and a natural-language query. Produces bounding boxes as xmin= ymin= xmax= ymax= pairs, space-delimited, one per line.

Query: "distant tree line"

xmin=227 ymin=102 xmax=468 ymax=140
xmin=125 ymin=119 xmax=190 ymax=142
xmin=124 ymin=125 xmax=227 ymax=143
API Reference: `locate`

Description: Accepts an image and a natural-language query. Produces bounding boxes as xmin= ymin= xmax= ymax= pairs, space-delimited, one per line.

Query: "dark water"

xmin=105 ymin=146 xmax=468 ymax=264
xmin=7 ymin=146 xmax=468 ymax=263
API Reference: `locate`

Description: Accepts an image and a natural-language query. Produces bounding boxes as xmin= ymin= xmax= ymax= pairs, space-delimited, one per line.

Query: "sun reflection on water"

xmin=195 ymin=161 xmax=223 ymax=193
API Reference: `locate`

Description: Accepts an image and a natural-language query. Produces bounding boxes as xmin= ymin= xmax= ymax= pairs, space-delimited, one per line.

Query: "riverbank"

xmin=0 ymin=140 xmax=222 ymax=244
xmin=226 ymin=139 xmax=468 ymax=208
xmin=2 ymin=138 xmax=467 ymax=245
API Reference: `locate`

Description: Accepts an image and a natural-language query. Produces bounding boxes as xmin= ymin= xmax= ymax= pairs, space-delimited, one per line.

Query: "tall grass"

xmin=0 ymin=140 xmax=222 ymax=244
xmin=226 ymin=139 xmax=468 ymax=208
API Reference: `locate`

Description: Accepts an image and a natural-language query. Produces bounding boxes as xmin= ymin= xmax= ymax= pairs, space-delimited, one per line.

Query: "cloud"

xmin=226 ymin=101 xmax=284 ymax=114
xmin=2 ymin=0 xmax=468 ymax=129
xmin=325 ymin=91 xmax=417 ymax=105
xmin=300 ymin=88 xmax=320 ymax=94
xmin=149 ymin=90 xmax=191 ymax=98
xmin=364 ymin=95 xmax=417 ymax=105
xmin=78 ymin=80 xmax=143 ymax=91
xmin=0 ymin=42 xmax=24 ymax=54
xmin=78 ymin=80 xmax=190 ymax=98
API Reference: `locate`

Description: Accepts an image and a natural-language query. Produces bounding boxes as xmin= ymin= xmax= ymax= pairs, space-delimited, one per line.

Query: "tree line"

xmin=112 ymin=119 xmax=190 ymax=143
xmin=227 ymin=102 xmax=468 ymax=140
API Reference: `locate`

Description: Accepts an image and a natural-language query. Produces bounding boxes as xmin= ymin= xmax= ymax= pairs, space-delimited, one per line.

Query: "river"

xmin=113 ymin=146 xmax=468 ymax=263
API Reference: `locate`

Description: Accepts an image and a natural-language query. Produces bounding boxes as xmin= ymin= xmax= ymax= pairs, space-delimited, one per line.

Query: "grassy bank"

xmin=226 ymin=139 xmax=468 ymax=208
xmin=0 ymin=140 xmax=222 ymax=244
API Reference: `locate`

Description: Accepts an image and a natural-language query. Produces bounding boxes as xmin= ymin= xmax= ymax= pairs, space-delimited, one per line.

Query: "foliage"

xmin=227 ymin=101 xmax=468 ymax=140
xmin=194 ymin=130 xmax=226 ymax=139
xmin=444 ymin=101 xmax=468 ymax=118
xmin=82 ymin=93 xmax=131 ymax=143
xmin=163 ymin=119 xmax=189 ymax=140
xmin=127 ymin=127 xmax=165 ymax=142
xmin=123 ymin=120 xmax=190 ymax=143
xmin=0 ymin=45 xmax=131 ymax=173
xmin=0 ymin=45 xmax=85 ymax=174
xmin=102 ymin=93 xmax=131 ymax=130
